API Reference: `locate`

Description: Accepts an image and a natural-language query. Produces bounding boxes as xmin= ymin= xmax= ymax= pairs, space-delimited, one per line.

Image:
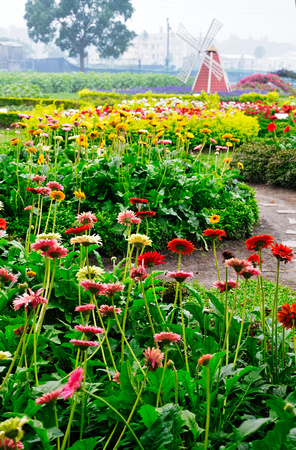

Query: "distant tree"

xmin=254 ymin=45 xmax=266 ymax=59
xmin=24 ymin=0 xmax=136 ymax=72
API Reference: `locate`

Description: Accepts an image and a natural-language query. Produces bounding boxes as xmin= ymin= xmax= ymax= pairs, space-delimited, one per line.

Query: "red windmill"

xmin=176 ymin=20 xmax=231 ymax=94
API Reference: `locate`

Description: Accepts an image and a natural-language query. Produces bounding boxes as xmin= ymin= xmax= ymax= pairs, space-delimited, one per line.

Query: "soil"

xmin=102 ymin=183 xmax=296 ymax=291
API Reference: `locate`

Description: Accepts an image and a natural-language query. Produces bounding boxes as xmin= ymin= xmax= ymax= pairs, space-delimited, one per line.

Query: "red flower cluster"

xmin=137 ymin=251 xmax=165 ymax=268
xmin=202 ymin=229 xmax=226 ymax=241
xmin=65 ymin=224 xmax=92 ymax=235
xmin=0 ymin=218 xmax=7 ymax=230
xmin=267 ymin=123 xmax=277 ymax=132
xmin=129 ymin=198 xmax=148 ymax=205
xmin=167 ymin=238 xmax=194 ymax=255
xmin=136 ymin=210 xmax=156 ymax=218
xmin=271 ymin=243 xmax=294 ymax=264
xmin=245 ymin=234 xmax=274 ymax=251
xmin=277 ymin=303 xmax=296 ymax=329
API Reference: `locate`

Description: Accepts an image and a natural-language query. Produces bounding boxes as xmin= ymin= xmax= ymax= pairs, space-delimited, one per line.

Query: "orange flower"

xmin=203 ymin=229 xmax=226 ymax=241
xmin=277 ymin=303 xmax=296 ymax=329
xmin=50 ymin=190 xmax=65 ymax=201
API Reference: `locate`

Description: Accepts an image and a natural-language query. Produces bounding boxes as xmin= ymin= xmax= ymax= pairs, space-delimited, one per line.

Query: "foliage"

xmin=233 ymin=137 xmax=296 ymax=188
xmin=239 ymin=91 xmax=279 ymax=103
xmin=0 ymin=84 xmax=42 ymax=98
xmin=25 ymin=0 xmax=135 ymax=71
xmin=0 ymin=72 xmax=193 ymax=94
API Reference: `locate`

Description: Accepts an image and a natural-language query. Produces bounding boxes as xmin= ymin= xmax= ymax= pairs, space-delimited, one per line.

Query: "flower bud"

xmin=18 ymin=282 xmax=28 ymax=292
xmin=284 ymin=403 xmax=295 ymax=413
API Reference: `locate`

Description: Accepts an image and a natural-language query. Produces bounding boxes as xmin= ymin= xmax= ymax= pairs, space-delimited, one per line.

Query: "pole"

xmin=166 ymin=18 xmax=170 ymax=71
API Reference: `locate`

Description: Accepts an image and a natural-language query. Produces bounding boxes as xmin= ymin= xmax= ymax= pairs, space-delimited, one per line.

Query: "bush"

xmin=239 ymin=91 xmax=279 ymax=103
xmin=233 ymin=138 xmax=296 ymax=188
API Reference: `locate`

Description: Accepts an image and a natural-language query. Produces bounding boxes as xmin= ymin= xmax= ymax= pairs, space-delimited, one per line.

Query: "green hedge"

xmin=0 ymin=96 xmax=80 ymax=109
xmin=233 ymin=139 xmax=296 ymax=188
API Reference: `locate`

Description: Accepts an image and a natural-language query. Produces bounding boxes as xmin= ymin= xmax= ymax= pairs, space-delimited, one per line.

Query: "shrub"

xmin=239 ymin=91 xmax=279 ymax=103
xmin=233 ymin=138 xmax=296 ymax=188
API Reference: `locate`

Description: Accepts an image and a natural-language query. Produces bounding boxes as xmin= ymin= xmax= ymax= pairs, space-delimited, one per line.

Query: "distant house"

xmin=0 ymin=41 xmax=24 ymax=71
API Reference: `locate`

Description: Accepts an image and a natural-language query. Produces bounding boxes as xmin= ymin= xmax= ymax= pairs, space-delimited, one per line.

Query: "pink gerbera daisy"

xmin=61 ymin=368 xmax=85 ymax=400
xmin=74 ymin=324 xmax=104 ymax=336
xmin=154 ymin=332 xmax=181 ymax=345
xmin=99 ymin=305 xmax=122 ymax=318
xmin=80 ymin=280 xmax=108 ymax=295
xmin=0 ymin=267 xmax=18 ymax=284
xmin=112 ymin=372 xmax=121 ymax=385
xmin=166 ymin=270 xmax=193 ymax=283
xmin=35 ymin=388 xmax=63 ymax=405
xmin=13 ymin=288 xmax=47 ymax=311
xmin=117 ymin=210 xmax=135 ymax=225
xmin=70 ymin=339 xmax=99 ymax=350
xmin=105 ymin=283 xmax=125 ymax=297
xmin=130 ymin=266 xmax=148 ymax=281
xmin=213 ymin=279 xmax=238 ymax=293
xmin=143 ymin=347 xmax=164 ymax=371
xmin=31 ymin=239 xmax=58 ymax=252
xmin=75 ymin=304 xmax=96 ymax=313
xmin=31 ymin=175 xmax=46 ymax=185
xmin=224 ymin=258 xmax=253 ymax=273
xmin=42 ymin=245 xmax=68 ymax=259
xmin=76 ymin=211 xmax=98 ymax=227
xmin=0 ymin=438 xmax=24 ymax=449
xmin=47 ymin=181 xmax=64 ymax=191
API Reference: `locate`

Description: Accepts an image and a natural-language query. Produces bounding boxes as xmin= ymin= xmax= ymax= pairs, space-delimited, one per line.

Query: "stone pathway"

xmin=162 ymin=183 xmax=296 ymax=290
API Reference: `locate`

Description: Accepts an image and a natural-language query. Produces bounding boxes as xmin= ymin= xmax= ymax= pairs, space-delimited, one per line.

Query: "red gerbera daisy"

xmin=202 ymin=229 xmax=227 ymax=241
xmin=167 ymin=238 xmax=195 ymax=255
xmin=277 ymin=303 xmax=296 ymax=329
xmin=137 ymin=251 xmax=165 ymax=268
xmin=129 ymin=197 xmax=148 ymax=205
xmin=0 ymin=219 xmax=7 ymax=230
xmin=136 ymin=211 xmax=156 ymax=219
xmin=245 ymin=234 xmax=274 ymax=251
xmin=271 ymin=243 xmax=294 ymax=264
xmin=65 ymin=224 xmax=92 ymax=235
xmin=247 ymin=254 xmax=263 ymax=267
xmin=267 ymin=123 xmax=277 ymax=132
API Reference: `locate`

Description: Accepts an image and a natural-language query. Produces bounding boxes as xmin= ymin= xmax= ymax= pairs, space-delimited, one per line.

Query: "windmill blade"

xmin=200 ymin=19 xmax=222 ymax=52
xmin=203 ymin=54 xmax=224 ymax=81
xmin=177 ymin=54 xmax=200 ymax=84
xmin=176 ymin=23 xmax=200 ymax=51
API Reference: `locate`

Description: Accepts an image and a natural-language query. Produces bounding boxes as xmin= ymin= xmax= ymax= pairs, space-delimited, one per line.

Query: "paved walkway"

xmin=161 ymin=183 xmax=296 ymax=290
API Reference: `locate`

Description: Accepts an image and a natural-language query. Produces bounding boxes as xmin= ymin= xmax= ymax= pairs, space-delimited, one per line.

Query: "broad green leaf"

xmin=252 ymin=418 xmax=296 ymax=450
xmin=236 ymin=417 xmax=272 ymax=441
xmin=139 ymin=404 xmax=159 ymax=428
xmin=67 ymin=437 xmax=99 ymax=449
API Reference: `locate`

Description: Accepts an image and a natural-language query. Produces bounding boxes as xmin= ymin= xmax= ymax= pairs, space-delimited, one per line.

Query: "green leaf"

xmin=67 ymin=437 xmax=99 ymax=450
xmin=266 ymin=397 xmax=292 ymax=420
xmin=180 ymin=409 xmax=204 ymax=440
xmin=235 ymin=417 xmax=272 ymax=441
xmin=252 ymin=418 xmax=296 ymax=450
xmin=139 ymin=404 xmax=159 ymax=428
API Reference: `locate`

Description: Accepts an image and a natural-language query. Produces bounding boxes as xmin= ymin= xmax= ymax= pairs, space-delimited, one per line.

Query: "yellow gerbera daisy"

xmin=127 ymin=233 xmax=152 ymax=249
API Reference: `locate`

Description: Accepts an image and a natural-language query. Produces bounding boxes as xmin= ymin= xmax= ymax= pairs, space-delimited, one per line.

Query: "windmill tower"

xmin=176 ymin=19 xmax=231 ymax=93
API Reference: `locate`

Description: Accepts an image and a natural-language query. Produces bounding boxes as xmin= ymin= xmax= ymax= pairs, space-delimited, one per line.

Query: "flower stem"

xmin=156 ymin=349 xmax=167 ymax=407
xmin=233 ymin=279 xmax=248 ymax=368
xmin=83 ymin=390 xmax=144 ymax=450
xmin=204 ymin=365 xmax=211 ymax=450
xmin=0 ymin=311 xmax=32 ymax=392
xmin=111 ymin=298 xmax=146 ymax=377
xmin=60 ymin=391 xmax=79 ymax=450
xmin=179 ymin=283 xmax=189 ymax=372
xmin=53 ymin=403 xmax=61 ymax=450
xmin=114 ymin=372 xmax=148 ymax=448
xmin=213 ymin=239 xmax=220 ymax=281
xmin=140 ymin=278 xmax=157 ymax=342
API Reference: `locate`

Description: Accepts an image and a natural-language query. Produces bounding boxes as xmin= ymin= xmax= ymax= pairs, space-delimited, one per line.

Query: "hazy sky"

xmin=1 ymin=0 xmax=296 ymax=44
